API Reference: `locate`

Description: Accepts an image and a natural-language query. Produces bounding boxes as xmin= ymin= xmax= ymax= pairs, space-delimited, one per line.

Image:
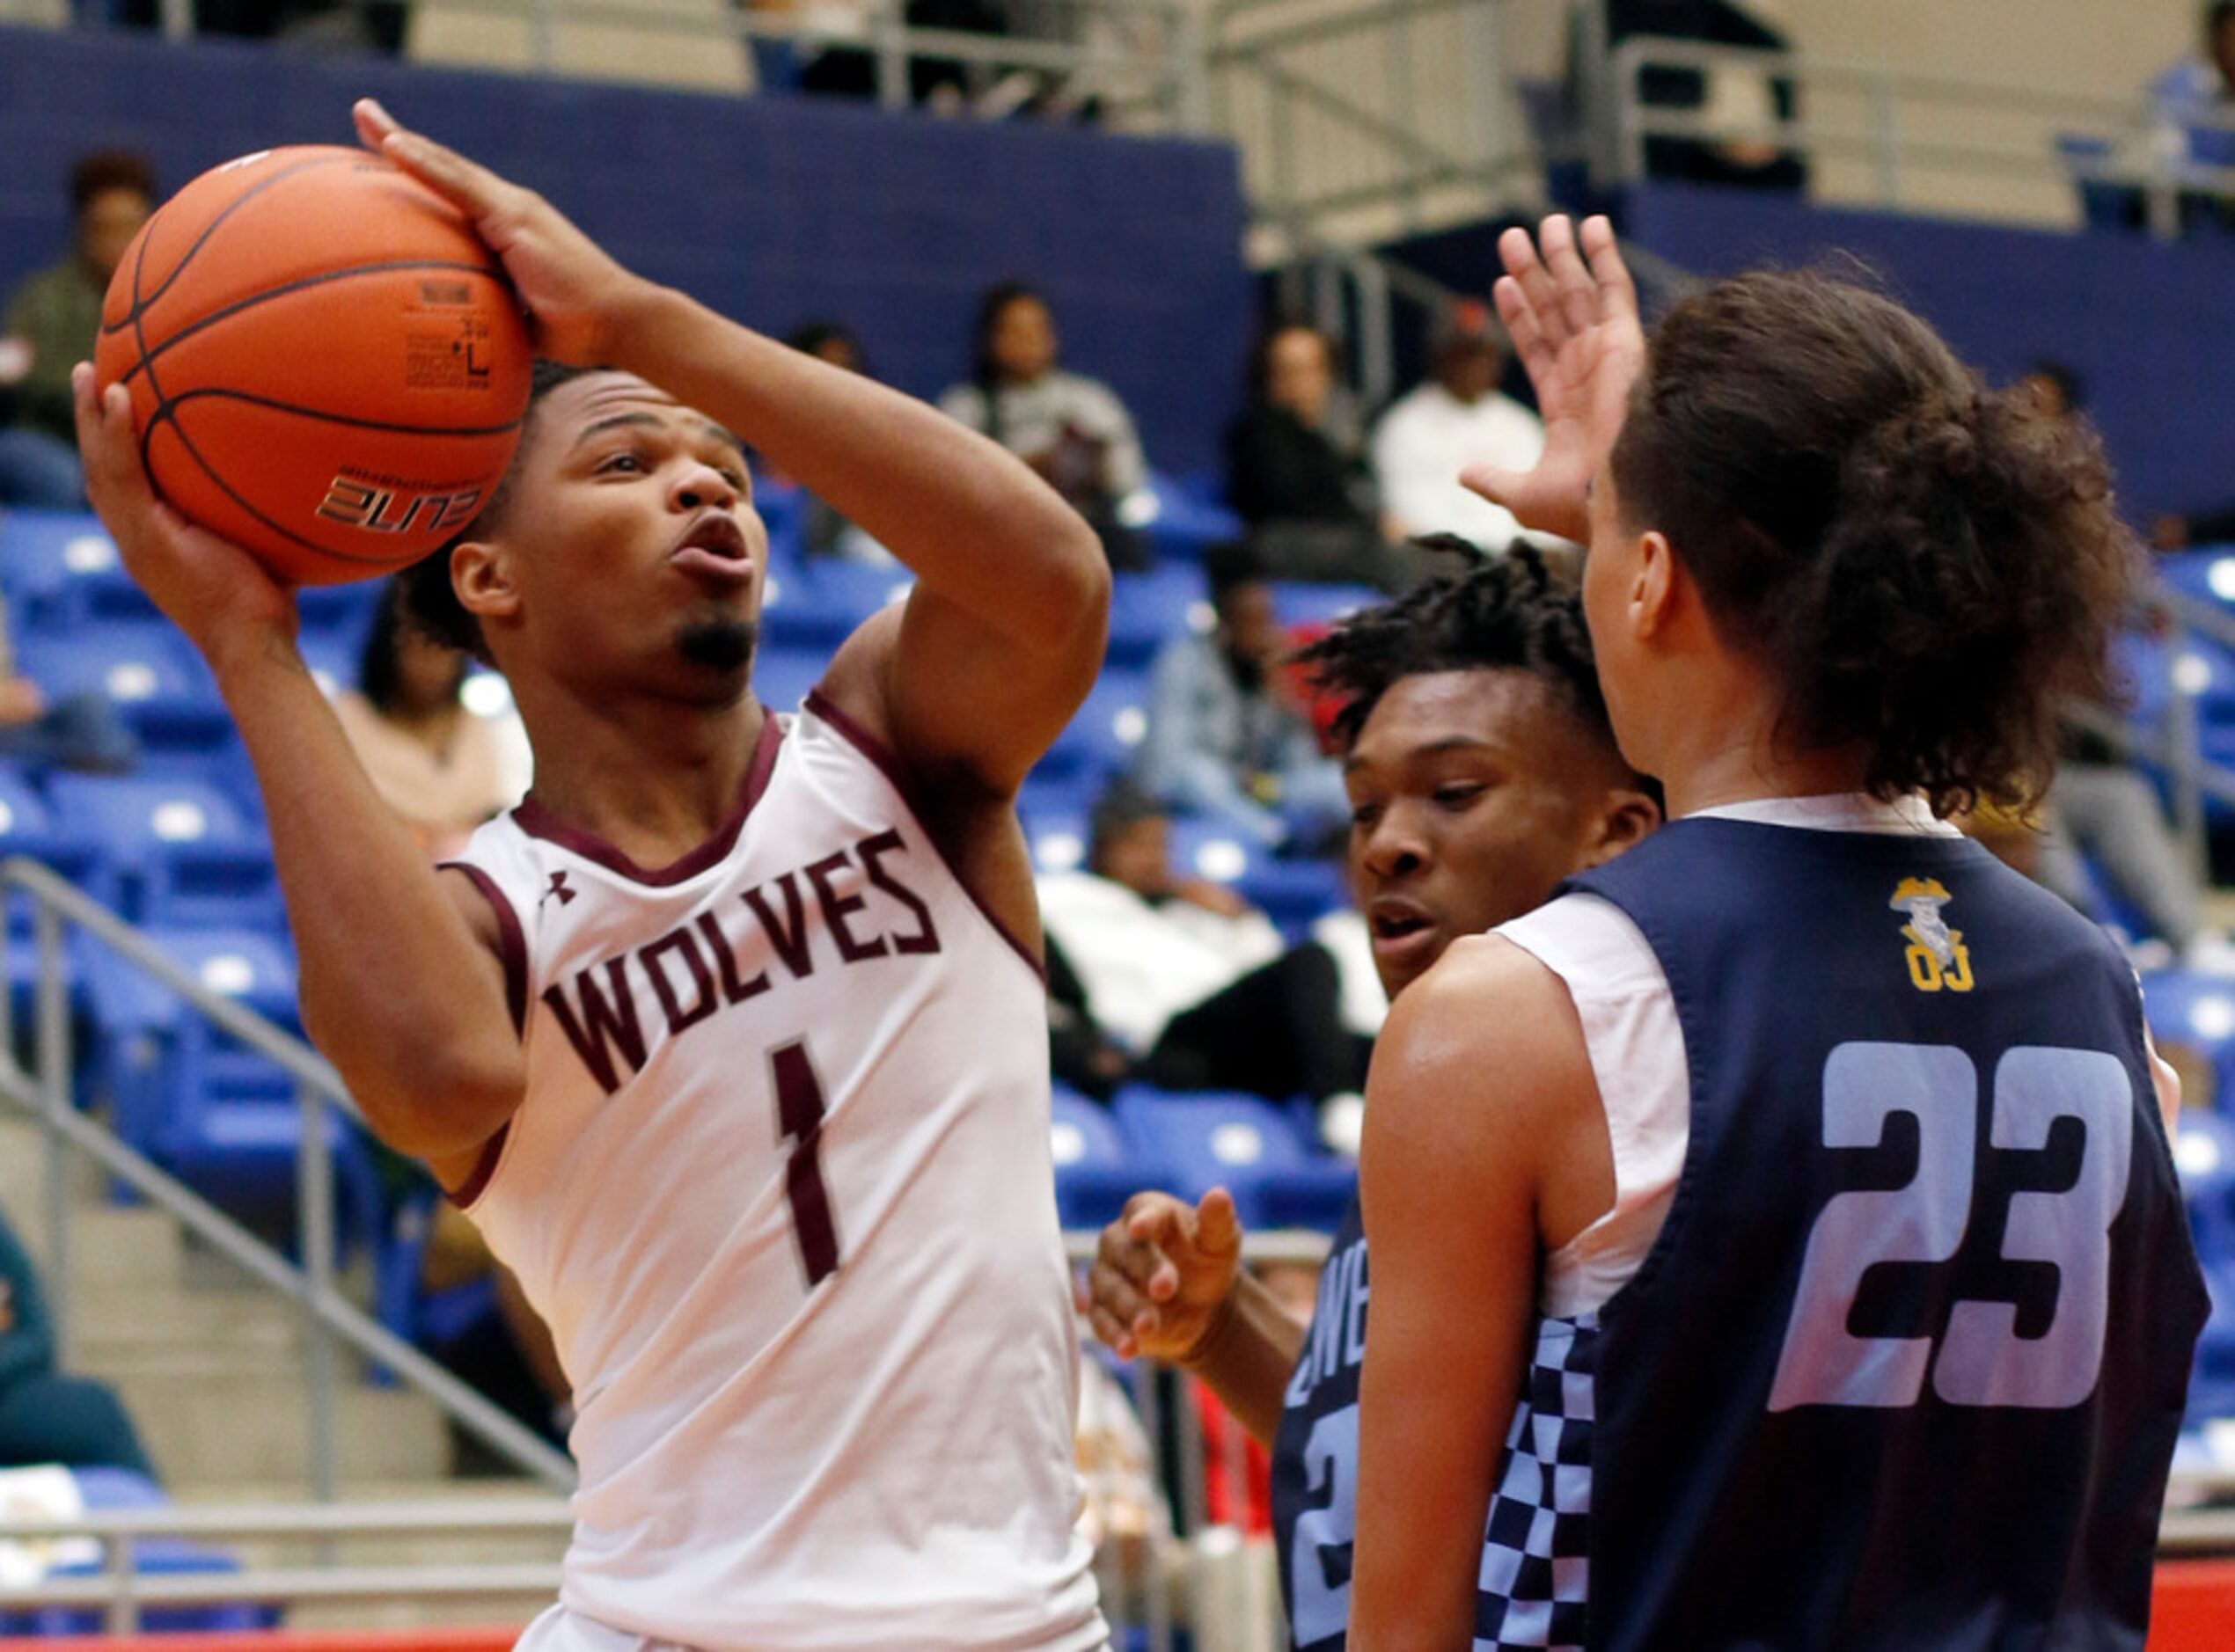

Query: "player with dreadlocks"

xmin=1079 ymin=541 xmax=1660 ymax=1652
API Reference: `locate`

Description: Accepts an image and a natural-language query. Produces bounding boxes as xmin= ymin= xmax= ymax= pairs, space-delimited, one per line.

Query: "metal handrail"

xmin=0 ymin=858 xmax=575 ymax=1495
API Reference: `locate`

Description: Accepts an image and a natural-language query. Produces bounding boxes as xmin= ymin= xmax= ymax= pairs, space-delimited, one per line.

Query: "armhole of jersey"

xmin=802 ymin=684 xmax=1048 ymax=985
xmin=1498 ymin=892 xmax=1690 ymax=1320
xmin=435 ymin=860 xmax=528 ymax=1211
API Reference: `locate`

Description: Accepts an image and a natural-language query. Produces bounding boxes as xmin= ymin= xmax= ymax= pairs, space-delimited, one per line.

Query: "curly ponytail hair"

xmin=1294 ymin=538 xmax=1619 ymax=756
xmin=1610 ymin=270 xmax=2140 ymax=815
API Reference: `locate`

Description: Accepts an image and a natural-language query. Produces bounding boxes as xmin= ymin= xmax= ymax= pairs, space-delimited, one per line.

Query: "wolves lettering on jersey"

xmin=1271 ymin=1198 xmax=1367 ymax=1652
xmin=542 ymin=826 xmax=942 ymax=1094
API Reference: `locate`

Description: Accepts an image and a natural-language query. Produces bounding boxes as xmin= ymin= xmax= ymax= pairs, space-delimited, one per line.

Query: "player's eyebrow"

xmin=571 ymin=411 xmax=665 ymax=448
xmin=1342 ymin=734 xmax=1496 ymax=774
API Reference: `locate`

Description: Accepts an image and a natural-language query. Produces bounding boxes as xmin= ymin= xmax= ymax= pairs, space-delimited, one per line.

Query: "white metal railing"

xmin=1598 ymin=34 xmax=2235 ymax=235
xmin=0 ymin=858 xmax=575 ymax=1499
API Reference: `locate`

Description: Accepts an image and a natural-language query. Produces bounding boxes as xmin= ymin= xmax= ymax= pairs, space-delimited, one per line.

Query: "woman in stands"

xmin=1344 ymin=213 xmax=2205 ymax=1649
xmin=939 ymin=281 xmax=1150 ymax=569
xmin=333 ymin=585 xmax=528 ymax=860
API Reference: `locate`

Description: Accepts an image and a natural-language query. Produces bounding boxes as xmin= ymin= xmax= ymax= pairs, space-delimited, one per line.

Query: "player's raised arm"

xmin=357 ymin=99 xmax=1108 ymax=799
xmin=73 ymin=368 xmax=524 ymax=1182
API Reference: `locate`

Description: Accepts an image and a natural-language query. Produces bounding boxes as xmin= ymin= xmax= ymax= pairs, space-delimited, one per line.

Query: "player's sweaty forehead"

xmin=545 ymin=371 xmax=745 ymax=466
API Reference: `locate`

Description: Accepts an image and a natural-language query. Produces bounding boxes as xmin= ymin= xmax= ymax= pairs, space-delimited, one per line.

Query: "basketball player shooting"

xmin=71 ymin=99 xmax=1110 ymax=1652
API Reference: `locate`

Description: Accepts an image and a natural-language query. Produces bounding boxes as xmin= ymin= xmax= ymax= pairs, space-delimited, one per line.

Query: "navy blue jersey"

xmin=1271 ymin=1195 xmax=1367 ymax=1652
xmin=1460 ymin=818 xmax=2208 ymax=1651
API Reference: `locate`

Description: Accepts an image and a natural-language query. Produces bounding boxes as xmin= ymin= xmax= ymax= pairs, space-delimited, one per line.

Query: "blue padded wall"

xmin=0 ymin=25 xmax=1249 ymax=473
xmin=1624 ymin=182 xmax=2235 ymax=526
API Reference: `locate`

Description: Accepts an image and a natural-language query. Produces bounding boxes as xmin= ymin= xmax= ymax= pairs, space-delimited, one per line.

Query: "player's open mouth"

xmin=1368 ymin=902 xmax=1436 ymax=954
xmin=670 ymin=514 xmax=754 ymax=583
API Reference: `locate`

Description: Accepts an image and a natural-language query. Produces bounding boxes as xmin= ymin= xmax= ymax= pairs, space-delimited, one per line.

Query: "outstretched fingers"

xmin=1577 ymin=214 xmax=1638 ymax=326
xmin=352 ymin=99 xmax=508 ymax=223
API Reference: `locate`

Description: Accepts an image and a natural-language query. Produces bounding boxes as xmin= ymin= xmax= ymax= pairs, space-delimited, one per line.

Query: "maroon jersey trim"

xmin=509 ymin=709 xmax=787 ymax=887
xmin=441 ymin=861 xmax=529 ymax=1034
xmin=803 ymin=686 xmax=1046 ymax=983
xmin=434 ymin=860 xmax=529 ymax=1210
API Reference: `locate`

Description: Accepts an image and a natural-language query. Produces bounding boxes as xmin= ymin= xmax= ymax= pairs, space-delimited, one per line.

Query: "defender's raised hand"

xmin=1083 ymin=1188 xmax=1244 ymax=1365
xmin=353 ymin=98 xmax=652 ymax=366
xmin=1462 ymin=213 xmax=1644 ymax=546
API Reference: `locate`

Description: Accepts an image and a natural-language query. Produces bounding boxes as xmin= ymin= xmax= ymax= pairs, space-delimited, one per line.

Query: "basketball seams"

xmin=106 ymin=151 xmax=363 ymax=333
xmin=153 ymin=386 xmax=525 ymax=439
xmin=109 ymin=259 xmax=515 ymax=395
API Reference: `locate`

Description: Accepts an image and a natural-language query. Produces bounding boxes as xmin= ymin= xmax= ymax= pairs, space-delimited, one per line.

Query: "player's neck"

xmin=1652 ymin=711 xmax=1872 ymax=821
xmin=515 ymin=688 xmax=766 ymax=866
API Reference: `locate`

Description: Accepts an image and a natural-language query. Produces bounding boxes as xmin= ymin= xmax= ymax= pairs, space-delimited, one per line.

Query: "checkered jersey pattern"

xmin=1474 ymin=1312 xmax=1598 ymax=1649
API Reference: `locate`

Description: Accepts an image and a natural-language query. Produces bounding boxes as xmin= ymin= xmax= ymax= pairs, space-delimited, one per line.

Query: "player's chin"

xmin=674 ymin=615 xmax=758 ymax=681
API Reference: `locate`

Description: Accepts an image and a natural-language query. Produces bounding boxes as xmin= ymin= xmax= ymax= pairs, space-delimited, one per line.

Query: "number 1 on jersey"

xmin=770 ymin=1040 xmax=840 ymax=1288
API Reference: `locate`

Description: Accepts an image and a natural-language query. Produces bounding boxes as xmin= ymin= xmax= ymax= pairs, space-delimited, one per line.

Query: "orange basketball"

xmin=93 ymin=145 xmax=532 ymax=587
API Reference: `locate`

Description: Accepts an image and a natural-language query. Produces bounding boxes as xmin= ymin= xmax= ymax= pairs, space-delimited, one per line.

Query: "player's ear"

xmin=450 ymin=537 xmax=521 ymax=626
xmin=1630 ymin=529 xmax=1681 ymax=640
xmin=1577 ymin=783 xmax=1660 ymax=870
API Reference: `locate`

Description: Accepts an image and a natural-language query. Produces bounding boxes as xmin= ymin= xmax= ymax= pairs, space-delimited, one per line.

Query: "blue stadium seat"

xmin=377 ymin=1181 xmax=500 ymax=1358
xmin=1113 ymin=1085 xmax=1355 ymax=1232
xmin=2141 ymin=969 xmax=2235 ymax=1110
xmin=754 ymin=642 xmax=825 ymax=718
xmin=1271 ymin=581 xmax=1385 ymax=631
xmin=1025 ymin=807 xmax=1092 ymax=875
xmin=1139 ymin=471 xmax=1242 ymax=565
xmin=0 ymin=508 xmax=121 ymax=629
xmin=2176 ymin=1112 xmax=2235 ymax=1422
xmin=14 ymin=621 xmax=233 ymax=767
xmin=78 ymin=926 xmax=384 ymax=1267
xmin=762 ymin=557 xmax=912 ymax=651
xmin=1108 ymin=564 xmax=1207 ymax=670
xmin=44 ymin=773 xmax=280 ymax=930
xmin=1044 ymin=669 xmax=1151 ymax=783
xmin=1050 ymin=1086 xmax=1141 ymax=1231
xmin=1164 ymin=818 xmax=1347 ymax=933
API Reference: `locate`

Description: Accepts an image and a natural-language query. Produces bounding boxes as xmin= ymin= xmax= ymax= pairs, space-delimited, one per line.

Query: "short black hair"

xmin=1087 ymin=774 xmax=1165 ymax=865
xmin=359 ymin=580 xmax=465 ymax=713
xmin=971 ymin=281 xmax=1050 ymax=385
xmin=395 ymin=359 xmax=603 ymax=662
xmin=1294 ymin=539 xmax=1617 ymax=756
xmin=787 ymin=320 xmax=863 ymax=366
xmin=70 ymin=150 xmax=156 ymax=216
xmin=2211 ymin=1 xmax=2235 ymax=36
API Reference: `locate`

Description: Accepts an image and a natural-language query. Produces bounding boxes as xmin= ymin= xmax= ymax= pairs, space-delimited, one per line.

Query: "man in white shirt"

xmin=1370 ymin=305 xmax=1546 ymax=550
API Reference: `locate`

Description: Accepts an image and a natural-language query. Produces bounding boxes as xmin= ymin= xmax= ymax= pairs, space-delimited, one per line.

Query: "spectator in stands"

xmin=1042 ymin=777 xmax=1364 ymax=1112
xmin=1371 ymin=301 xmax=1548 ymax=549
xmin=2151 ymin=3 xmax=2235 ymax=182
xmin=333 ymin=586 xmax=529 ymax=860
xmin=1136 ymin=541 xmax=1349 ymax=852
xmin=0 ymin=596 xmax=136 ymax=775
xmin=2002 ymin=363 xmax=2235 ymax=969
xmin=1225 ymin=321 xmax=1409 ymax=589
xmin=0 ymin=150 xmax=155 ymax=509
xmin=940 ymin=282 xmax=1150 ymax=569
xmin=1584 ymin=0 xmax=1806 ymax=190
xmin=0 ymin=1202 xmax=157 ymax=1479
xmin=775 ymin=323 xmax=895 ymax=565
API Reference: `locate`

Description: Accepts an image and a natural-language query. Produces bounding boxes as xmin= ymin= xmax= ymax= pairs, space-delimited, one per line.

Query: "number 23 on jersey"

xmin=1769 ymin=1041 xmax=2134 ymax=1414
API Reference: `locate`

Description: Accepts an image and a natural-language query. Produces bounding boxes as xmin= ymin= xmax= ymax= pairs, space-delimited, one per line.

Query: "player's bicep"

xmin=1349 ymin=947 xmax=1583 ymax=1652
xmin=836 ymin=587 xmax=1102 ymax=796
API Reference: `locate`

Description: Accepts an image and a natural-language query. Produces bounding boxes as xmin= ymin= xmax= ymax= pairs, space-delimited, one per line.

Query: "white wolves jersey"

xmin=444 ymin=691 xmax=1103 ymax=1651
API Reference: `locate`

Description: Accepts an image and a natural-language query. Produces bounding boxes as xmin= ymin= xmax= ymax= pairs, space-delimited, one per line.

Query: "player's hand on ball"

xmin=1083 ymin=1188 xmax=1243 ymax=1365
xmin=352 ymin=99 xmax=651 ymax=367
xmin=1461 ymin=213 xmax=1644 ymax=545
xmin=73 ymin=365 xmax=297 ymax=662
